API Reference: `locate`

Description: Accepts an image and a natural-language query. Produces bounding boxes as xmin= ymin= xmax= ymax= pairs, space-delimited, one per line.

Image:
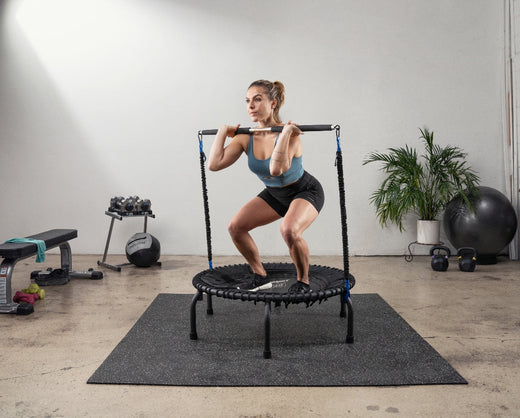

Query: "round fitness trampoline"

xmin=192 ymin=262 xmax=355 ymax=305
xmin=191 ymin=124 xmax=355 ymax=359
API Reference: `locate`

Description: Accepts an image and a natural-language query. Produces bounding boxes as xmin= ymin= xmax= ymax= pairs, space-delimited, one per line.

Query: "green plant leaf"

xmin=363 ymin=127 xmax=480 ymax=231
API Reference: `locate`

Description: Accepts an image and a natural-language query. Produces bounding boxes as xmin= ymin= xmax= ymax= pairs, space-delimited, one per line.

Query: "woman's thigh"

xmin=230 ymin=196 xmax=281 ymax=232
xmin=281 ymin=198 xmax=319 ymax=234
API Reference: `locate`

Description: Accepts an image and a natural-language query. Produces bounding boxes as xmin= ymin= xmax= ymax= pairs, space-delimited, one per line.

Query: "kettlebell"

xmin=457 ymin=247 xmax=477 ymax=272
xmin=430 ymin=245 xmax=450 ymax=271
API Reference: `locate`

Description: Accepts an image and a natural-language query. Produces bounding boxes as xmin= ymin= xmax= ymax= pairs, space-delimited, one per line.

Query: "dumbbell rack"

xmin=97 ymin=211 xmax=160 ymax=272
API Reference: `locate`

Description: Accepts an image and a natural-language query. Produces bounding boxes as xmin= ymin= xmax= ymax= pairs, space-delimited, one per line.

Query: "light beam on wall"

xmin=14 ymin=0 xmax=146 ymax=76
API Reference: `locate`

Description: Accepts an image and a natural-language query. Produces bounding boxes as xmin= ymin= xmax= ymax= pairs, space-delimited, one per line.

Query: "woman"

xmin=208 ymin=80 xmax=324 ymax=292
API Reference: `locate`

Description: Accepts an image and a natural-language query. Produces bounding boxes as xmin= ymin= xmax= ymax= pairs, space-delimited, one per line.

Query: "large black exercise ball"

xmin=443 ymin=186 xmax=518 ymax=264
xmin=125 ymin=232 xmax=161 ymax=267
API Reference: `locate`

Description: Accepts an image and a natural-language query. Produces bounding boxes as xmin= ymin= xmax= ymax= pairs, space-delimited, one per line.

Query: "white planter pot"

xmin=417 ymin=220 xmax=440 ymax=245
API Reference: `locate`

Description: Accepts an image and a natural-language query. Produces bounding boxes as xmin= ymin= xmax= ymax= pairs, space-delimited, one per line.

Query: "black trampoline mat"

xmin=192 ymin=263 xmax=351 ymax=304
xmin=194 ymin=263 xmax=347 ymax=292
xmin=88 ymin=293 xmax=467 ymax=387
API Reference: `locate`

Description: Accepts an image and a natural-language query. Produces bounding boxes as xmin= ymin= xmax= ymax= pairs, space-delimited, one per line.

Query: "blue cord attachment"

xmin=344 ymin=277 xmax=350 ymax=301
xmin=334 ymin=125 xmax=342 ymax=167
xmin=335 ymin=125 xmax=342 ymax=152
xmin=198 ymin=133 xmax=206 ymax=161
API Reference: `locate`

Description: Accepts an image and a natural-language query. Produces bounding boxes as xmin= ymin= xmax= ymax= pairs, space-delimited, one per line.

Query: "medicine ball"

xmin=125 ymin=233 xmax=160 ymax=267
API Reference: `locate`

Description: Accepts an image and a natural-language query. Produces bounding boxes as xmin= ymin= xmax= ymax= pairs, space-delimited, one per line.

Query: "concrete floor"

xmin=0 ymin=253 xmax=519 ymax=417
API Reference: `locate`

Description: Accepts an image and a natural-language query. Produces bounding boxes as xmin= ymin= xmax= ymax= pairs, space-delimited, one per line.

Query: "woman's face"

xmin=246 ymin=87 xmax=276 ymax=124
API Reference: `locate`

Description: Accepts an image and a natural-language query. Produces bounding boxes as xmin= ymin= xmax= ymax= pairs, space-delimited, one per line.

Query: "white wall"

xmin=0 ymin=0 xmax=507 ymax=256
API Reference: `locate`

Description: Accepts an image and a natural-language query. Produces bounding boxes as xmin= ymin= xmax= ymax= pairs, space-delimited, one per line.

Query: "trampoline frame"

xmin=190 ymin=263 xmax=354 ymax=359
xmin=193 ymin=124 xmax=354 ymax=359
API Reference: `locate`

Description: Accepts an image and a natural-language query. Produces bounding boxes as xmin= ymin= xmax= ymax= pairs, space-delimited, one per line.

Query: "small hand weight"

xmin=430 ymin=245 xmax=451 ymax=271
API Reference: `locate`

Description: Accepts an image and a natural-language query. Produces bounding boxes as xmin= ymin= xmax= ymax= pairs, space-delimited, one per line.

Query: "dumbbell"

xmin=108 ymin=196 xmax=125 ymax=212
xmin=457 ymin=247 xmax=477 ymax=272
xmin=430 ymin=245 xmax=451 ymax=271
xmin=121 ymin=196 xmax=139 ymax=213
xmin=136 ymin=198 xmax=152 ymax=213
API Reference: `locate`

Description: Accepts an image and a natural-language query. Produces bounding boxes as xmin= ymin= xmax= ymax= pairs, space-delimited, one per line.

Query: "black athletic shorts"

xmin=257 ymin=171 xmax=325 ymax=217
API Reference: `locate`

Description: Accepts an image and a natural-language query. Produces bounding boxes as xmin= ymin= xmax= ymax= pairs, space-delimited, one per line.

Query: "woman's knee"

xmin=227 ymin=218 xmax=241 ymax=238
xmin=280 ymin=221 xmax=301 ymax=246
xmin=228 ymin=215 xmax=251 ymax=238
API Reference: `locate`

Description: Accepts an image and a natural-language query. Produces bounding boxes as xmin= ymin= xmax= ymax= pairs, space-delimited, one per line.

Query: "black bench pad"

xmin=0 ymin=229 xmax=77 ymax=259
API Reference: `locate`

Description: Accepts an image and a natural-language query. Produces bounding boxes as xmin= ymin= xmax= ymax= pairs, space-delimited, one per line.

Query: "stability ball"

xmin=125 ymin=232 xmax=161 ymax=267
xmin=443 ymin=186 xmax=518 ymax=264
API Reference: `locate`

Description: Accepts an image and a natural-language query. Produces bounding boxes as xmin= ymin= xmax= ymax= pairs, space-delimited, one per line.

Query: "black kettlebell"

xmin=430 ymin=245 xmax=450 ymax=271
xmin=457 ymin=247 xmax=477 ymax=272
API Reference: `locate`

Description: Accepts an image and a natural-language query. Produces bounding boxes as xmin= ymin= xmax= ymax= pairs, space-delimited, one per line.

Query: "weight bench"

xmin=0 ymin=229 xmax=102 ymax=315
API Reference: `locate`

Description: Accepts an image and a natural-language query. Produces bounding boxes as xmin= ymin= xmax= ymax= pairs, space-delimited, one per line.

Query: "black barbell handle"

xmin=199 ymin=124 xmax=336 ymax=136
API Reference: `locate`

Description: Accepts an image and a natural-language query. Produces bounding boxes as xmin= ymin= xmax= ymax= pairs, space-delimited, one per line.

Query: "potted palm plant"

xmin=363 ymin=127 xmax=480 ymax=244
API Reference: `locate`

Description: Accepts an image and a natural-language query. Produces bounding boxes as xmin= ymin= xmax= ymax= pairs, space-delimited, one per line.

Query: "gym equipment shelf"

xmin=97 ymin=211 xmax=161 ymax=271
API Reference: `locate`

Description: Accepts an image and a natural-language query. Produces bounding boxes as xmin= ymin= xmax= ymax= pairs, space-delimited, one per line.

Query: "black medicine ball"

xmin=125 ymin=232 xmax=160 ymax=267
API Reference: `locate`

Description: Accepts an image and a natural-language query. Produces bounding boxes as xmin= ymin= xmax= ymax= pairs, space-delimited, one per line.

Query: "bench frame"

xmin=0 ymin=229 xmax=76 ymax=314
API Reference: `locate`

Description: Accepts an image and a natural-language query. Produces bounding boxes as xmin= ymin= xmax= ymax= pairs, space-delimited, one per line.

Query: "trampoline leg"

xmin=340 ymin=295 xmax=346 ymax=318
xmin=190 ymin=291 xmax=201 ymax=340
xmin=346 ymin=297 xmax=354 ymax=344
xmin=206 ymin=293 xmax=213 ymax=315
xmin=263 ymin=302 xmax=271 ymax=359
